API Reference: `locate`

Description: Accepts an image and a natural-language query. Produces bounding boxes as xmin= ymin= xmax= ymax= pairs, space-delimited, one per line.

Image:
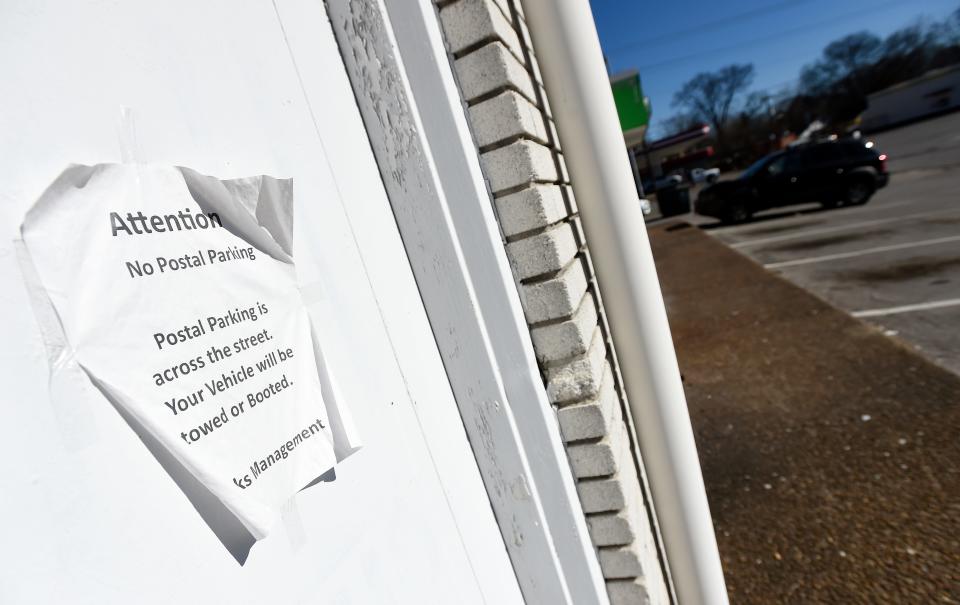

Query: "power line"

xmin=629 ymin=0 xmax=910 ymax=72
xmin=607 ymin=0 xmax=818 ymax=54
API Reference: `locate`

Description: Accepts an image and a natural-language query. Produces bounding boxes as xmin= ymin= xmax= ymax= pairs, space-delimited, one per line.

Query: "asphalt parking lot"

xmin=649 ymin=222 xmax=960 ymax=603
xmin=693 ymin=111 xmax=960 ymax=375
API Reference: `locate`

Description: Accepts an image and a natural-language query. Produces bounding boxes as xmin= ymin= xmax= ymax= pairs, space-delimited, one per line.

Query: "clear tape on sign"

xmin=14 ymin=239 xmax=100 ymax=451
xmin=117 ymin=106 xmax=142 ymax=165
xmin=281 ymin=497 xmax=306 ymax=552
xmin=298 ymin=281 xmax=326 ymax=305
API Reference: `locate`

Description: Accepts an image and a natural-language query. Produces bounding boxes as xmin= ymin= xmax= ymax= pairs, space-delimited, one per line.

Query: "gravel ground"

xmin=648 ymin=222 xmax=960 ymax=604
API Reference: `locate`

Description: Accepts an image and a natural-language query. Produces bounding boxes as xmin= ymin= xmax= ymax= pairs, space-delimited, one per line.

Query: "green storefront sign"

xmin=610 ymin=70 xmax=650 ymax=147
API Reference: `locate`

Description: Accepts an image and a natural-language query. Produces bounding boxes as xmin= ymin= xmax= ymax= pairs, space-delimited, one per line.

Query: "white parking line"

xmin=852 ymin=298 xmax=960 ymax=318
xmin=763 ymin=234 xmax=960 ymax=269
xmin=733 ymin=207 xmax=957 ymax=248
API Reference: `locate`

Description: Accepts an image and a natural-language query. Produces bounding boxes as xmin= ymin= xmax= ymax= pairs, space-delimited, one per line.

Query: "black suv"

xmin=695 ymin=140 xmax=889 ymax=223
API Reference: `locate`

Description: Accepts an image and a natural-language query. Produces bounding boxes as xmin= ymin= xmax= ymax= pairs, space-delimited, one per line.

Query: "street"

xmin=696 ymin=111 xmax=960 ymax=374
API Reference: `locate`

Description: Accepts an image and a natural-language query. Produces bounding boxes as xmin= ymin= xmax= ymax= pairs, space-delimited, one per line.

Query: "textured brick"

xmin=599 ymin=544 xmax=645 ymax=579
xmin=469 ymin=90 xmax=548 ymax=148
xmin=567 ymin=419 xmax=628 ymax=478
xmin=561 ymin=183 xmax=578 ymax=213
xmin=606 ymin=579 xmax=651 ymax=605
xmin=528 ymin=82 xmax=560 ymax=120
xmin=555 ymin=151 xmax=571 ymax=183
xmin=502 ymin=0 xmax=522 ymax=19
xmin=545 ymin=115 xmax=562 ymax=148
xmin=558 ymin=362 xmax=617 ymax=442
xmin=586 ymin=510 xmax=635 ymax=547
xmin=514 ymin=9 xmax=534 ymax=52
xmin=546 ymin=327 xmax=605 ymax=404
xmin=588 ymin=504 xmax=645 ymax=549
xmin=454 ymin=41 xmax=535 ymax=102
xmin=577 ymin=475 xmax=627 ymax=514
xmin=440 ymin=0 xmax=523 ymax=61
xmin=520 ymin=255 xmax=586 ymax=323
xmin=530 ymin=292 xmax=596 ymax=362
xmin=570 ymin=215 xmax=586 ymax=247
xmin=587 ymin=451 xmax=647 ymax=545
xmin=495 ymin=184 xmax=567 ymax=238
xmin=480 ymin=139 xmax=557 ymax=192
xmin=505 ymin=221 xmax=576 ymax=281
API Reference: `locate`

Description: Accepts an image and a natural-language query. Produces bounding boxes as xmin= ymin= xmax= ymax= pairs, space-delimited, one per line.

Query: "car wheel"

xmin=844 ymin=179 xmax=873 ymax=205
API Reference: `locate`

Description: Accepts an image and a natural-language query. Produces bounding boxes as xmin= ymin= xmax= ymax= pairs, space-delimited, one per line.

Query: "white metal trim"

xmin=382 ymin=1 xmax=609 ymax=603
xmin=326 ymin=0 xmax=605 ymax=602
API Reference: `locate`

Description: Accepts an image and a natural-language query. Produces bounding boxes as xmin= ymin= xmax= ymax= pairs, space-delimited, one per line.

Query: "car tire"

xmin=843 ymin=179 xmax=874 ymax=206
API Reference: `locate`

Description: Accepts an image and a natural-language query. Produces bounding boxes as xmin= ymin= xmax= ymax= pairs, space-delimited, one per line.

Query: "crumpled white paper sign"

xmin=19 ymin=163 xmax=360 ymax=546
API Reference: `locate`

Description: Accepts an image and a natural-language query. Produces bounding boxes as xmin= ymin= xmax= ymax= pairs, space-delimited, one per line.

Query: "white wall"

xmin=0 ymin=1 xmax=521 ymax=603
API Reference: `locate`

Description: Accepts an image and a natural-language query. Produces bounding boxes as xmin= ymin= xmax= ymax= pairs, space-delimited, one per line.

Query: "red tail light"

xmin=878 ymin=154 xmax=888 ymax=173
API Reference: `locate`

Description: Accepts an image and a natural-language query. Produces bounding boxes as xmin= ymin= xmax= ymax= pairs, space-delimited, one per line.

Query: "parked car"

xmin=690 ymin=167 xmax=720 ymax=184
xmin=658 ymin=185 xmax=691 ymax=218
xmin=639 ymin=197 xmax=652 ymax=216
xmin=694 ymin=140 xmax=889 ymax=223
xmin=642 ymin=173 xmax=683 ymax=193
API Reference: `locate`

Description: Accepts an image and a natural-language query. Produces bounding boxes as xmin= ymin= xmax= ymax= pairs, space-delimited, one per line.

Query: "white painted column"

xmin=520 ymin=1 xmax=729 ymax=603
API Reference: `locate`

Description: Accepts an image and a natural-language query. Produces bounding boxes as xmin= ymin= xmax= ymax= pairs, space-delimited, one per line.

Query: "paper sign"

xmin=19 ymin=164 xmax=359 ymax=540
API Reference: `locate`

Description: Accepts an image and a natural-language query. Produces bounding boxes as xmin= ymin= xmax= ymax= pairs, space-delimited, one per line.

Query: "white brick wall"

xmin=495 ymin=184 xmax=567 ymax=238
xmin=436 ymin=0 xmax=671 ymax=602
xmin=530 ymin=292 xmax=597 ymax=362
xmin=505 ymin=222 xmax=577 ymax=280
xmin=469 ymin=90 xmax=548 ymax=148
xmin=480 ymin=139 xmax=558 ymax=192
xmin=558 ymin=363 xmax=619 ymax=442
xmin=454 ymin=41 xmax=535 ymax=102
xmin=521 ymin=257 xmax=588 ymax=323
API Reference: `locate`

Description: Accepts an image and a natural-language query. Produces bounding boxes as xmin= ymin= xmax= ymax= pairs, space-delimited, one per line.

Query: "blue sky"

xmin=591 ymin=0 xmax=958 ymax=138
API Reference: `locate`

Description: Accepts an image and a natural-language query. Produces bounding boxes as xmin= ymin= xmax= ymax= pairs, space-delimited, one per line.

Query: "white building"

xmin=0 ymin=1 xmax=725 ymax=603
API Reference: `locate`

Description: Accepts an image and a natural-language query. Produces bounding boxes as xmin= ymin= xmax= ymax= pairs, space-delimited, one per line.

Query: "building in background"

xmin=859 ymin=64 xmax=960 ymax=132
xmin=610 ymin=70 xmax=651 ymax=195
xmin=637 ymin=124 xmax=713 ymax=182
xmin=610 ymin=70 xmax=651 ymax=150
xmin=609 ymin=72 xmax=713 ymax=187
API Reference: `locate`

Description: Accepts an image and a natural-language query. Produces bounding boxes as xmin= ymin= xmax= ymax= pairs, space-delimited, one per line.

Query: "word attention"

xmin=110 ymin=208 xmax=222 ymax=236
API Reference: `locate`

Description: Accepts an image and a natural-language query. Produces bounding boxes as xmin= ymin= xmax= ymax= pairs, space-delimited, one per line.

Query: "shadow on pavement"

xmin=697 ymin=204 xmax=834 ymax=231
xmin=649 ymin=222 xmax=960 ymax=604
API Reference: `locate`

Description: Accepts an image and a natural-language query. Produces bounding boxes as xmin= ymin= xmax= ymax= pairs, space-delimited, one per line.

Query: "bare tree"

xmin=824 ymin=31 xmax=882 ymax=77
xmin=671 ymin=63 xmax=755 ymax=147
xmin=883 ymin=23 xmax=930 ymax=58
xmin=800 ymin=31 xmax=883 ymax=97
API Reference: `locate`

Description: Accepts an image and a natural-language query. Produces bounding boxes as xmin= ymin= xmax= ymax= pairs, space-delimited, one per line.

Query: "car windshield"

xmin=739 ymin=153 xmax=778 ymax=180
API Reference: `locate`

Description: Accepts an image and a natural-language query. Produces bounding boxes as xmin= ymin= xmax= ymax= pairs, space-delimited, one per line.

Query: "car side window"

xmin=803 ymin=145 xmax=840 ymax=167
xmin=766 ymin=156 xmax=786 ymax=176
xmin=768 ymin=153 xmax=800 ymax=176
xmin=841 ymin=142 xmax=876 ymax=161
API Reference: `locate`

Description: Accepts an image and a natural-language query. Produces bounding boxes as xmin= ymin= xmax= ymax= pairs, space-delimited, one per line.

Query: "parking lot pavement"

xmin=693 ymin=111 xmax=960 ymax=374
xmin=648 ymin=223 xmax=960 ymax=604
